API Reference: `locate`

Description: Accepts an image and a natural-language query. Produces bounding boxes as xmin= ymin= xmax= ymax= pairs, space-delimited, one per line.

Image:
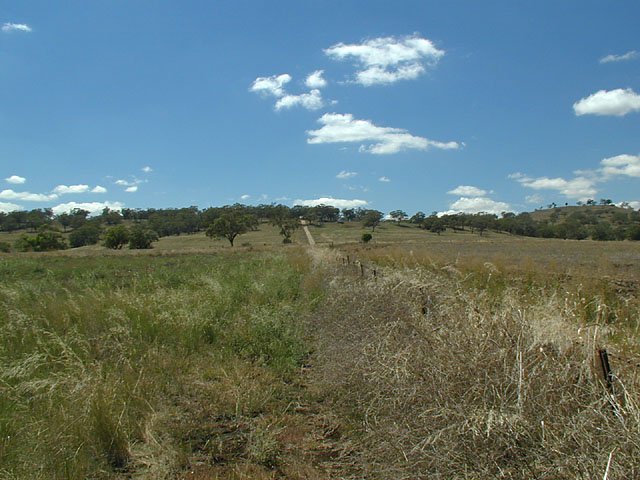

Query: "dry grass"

xmin=308 ymin=245 xmax=640 ymax=478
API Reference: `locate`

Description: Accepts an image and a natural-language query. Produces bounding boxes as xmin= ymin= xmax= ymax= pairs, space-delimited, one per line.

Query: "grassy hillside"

xmin=1 ymin=231 xmax=639 ymax=478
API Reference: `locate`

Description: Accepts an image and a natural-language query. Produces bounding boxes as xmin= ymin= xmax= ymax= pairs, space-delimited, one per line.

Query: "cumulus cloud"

xmin=600 ymin=154 xmax=640 ymax=178
xmin=525 ymin=194 xmax=544 ymax=205
xmin=0 ymin=189 xmax=58 ymax=202
xmin=378 ymin=176 xmax=391 ymax=182
xmin=142 ymin=166 xmax=153 ymax=173
xmin=2 ymin=23 xmax=32 ymax=33
xmin=51 ymin=201 xmax=124 ymax=216
xmin=336 ymin=170 xmax=357 ymax=179
xmin=510 ymin=173 xmax=597 ymax=200
xmin=249 ymin=74 xmax=292 ymax=98
xmin=306 ymin=70 xmax=327 ymax=89
xmin=440 ymin=197 xmax=512 ymax=216
xmin=307 ymin=113 xmax=460 ymax=155
xmin=324 ymin=35 xmax=444 ymax=86
xmin=275 ymin=89 xmax=324 ymax=111
xmin=293 ymin=197 xmax=368 ymax=209
xmin=447 ymin=185 xmax=487 ymax=196
xmin=251 ymin=73 xmax=324 ymax=111
xmin=91 ymin=185 xmax=107 ymax=193
xmin=5 ymin=175 xmax=26 ymax=184
xmin=53 ymin=184 xmax=90 ymax=195
xmin=240 ymin=194 xmax=251 ymax=200
xmin=623 ymin=201 xmax=640 ymax=209
xmin=573 ymin=88 xmax=640 ymax=116
xmin=115 ymin=178 xmax=144 ymax=191
xmin=600 ymin=51 xmax=638 ymax=64
xmin=0 ymin=202 xmax=22 ymax=213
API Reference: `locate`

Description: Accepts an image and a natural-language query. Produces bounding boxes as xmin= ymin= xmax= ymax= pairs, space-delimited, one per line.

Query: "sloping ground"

xmin=306 ymin=247 xmax=640 ymax=479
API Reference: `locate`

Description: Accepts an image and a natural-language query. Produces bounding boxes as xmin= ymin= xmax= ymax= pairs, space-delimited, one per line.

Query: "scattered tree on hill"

xmin=362 ymin=210 xmax=384 ymax=232
xmin=101 ymin=207 xmax=123 ymax=225
xmin=206 ymin=212 xmax=256 ymax=246
xmin=103 ymin=225 xmax=130 ymax=249
xmin=410 ymin=211 xmax=426 ymax=224
xmin=389 ymin=210 xmax=408 ymax=222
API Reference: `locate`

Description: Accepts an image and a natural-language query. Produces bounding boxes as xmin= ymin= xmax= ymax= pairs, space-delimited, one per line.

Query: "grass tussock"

xmin=311 ymin=246 xmax=640 ymax=479
xmin=0 ymin=249 xmax=323 ymax=479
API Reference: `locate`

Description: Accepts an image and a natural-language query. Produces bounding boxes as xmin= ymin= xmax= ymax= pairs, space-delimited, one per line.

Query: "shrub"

xmin=69 ymin=223 xmax=102 ymax=248
xmin=103 ymin=225 xmax=129 ymax=249
xmin=0 ymin=241 xmax=10 ymax=253
xmin=128 ymin=225 xmax=159 ymax=249
xmin=14 ymin=230 xmax=67 ymax=252
xmin=361 ymin=233 xmax=372 ymax=243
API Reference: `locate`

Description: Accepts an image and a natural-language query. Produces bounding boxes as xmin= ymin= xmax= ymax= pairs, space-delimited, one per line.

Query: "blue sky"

xmin=1 ymin=1 xmax=639 ymax=216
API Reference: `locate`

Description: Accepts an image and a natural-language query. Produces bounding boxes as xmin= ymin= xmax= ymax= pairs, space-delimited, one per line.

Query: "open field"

xmin=1 ymin=227 xmax=640 ymax=478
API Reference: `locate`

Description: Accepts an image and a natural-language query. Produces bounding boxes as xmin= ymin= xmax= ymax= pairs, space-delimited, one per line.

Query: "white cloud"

xmin=250 ymin=74 xmax=292 ymax=98
xmin=600 ymin=51 xmax=639 ymax=64
xmin=511 ymin=174 xmax=597 ymax=200
xmin=51 ymin=201 xmax=124 ymax=216
xmin=306 ymin=70 xmax=327 ymax=89
xmin=307 ymin=113 xmax=460 ymax=155
xmin=525 ymin=194 xmax=544 ymax=205
xmin=600 ymin=154 xmax=640 ymax=178
xmin=2 ymin=23 xmax=32 ymax=33
xmin=240 ymin=194 xmax=251 ymax=200
xmin=440 ymin=197 xmax=511 ymax=216
xmin=142 ymin=166 xmax=153 ymax=173
xmin=5 ymin=175 xmax=26 ymax=184
xmin=573 ymin=88 xmax=640 ymax=116
xmin=275 ymin=89 xmax=324 ymax=111
xmin=53 ymin=184 xmax=90 ymax=195
xmin=336 ymin=170 xmax=357 ymax=179
xmin=0 ymin=202 xmax=22 ymax=213
xmin=378 ymin=176 xmax=391 ymax=182
xmin=324 ymin=35 xmax=444 ymax=86
xmin=447 ymin=185 xmax=487 ymax=196
xmin=622 ymin=201 xmax=640 ymax=209
xmin=91 ymin=185 xmax=107 ymax=193
xmin=293 ymin=197 xmax=368 ymax=209
xmin=115 ymin=178 xmax=144 ymax=190
xmin=0 ymin=189 xmax=58 ymax=202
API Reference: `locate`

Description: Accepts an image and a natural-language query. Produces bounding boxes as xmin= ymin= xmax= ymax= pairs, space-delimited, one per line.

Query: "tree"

xmin=69 ymin=223 xmax=101 ymax=248
xmin=389 ymin=210 xmax=408 ymax=222
xmin=101 ymin=207 xmax=122 ymax=225
xmin=362 ymin=210 xmax=383 ymax=232
xmin=341 ymin=208 xmax=357 ymax=222
xmin=206 ymin=212 xmax=255 ymax=246
xmin=429 ymin=219 xmax=446 ymax=235
xmin=410 ymin=211 xmax=426 ymax=224
xmin=103 ymin=225 xmax=130 ymax=249
xmin=128 ymin=225 xmax=159 ymax=249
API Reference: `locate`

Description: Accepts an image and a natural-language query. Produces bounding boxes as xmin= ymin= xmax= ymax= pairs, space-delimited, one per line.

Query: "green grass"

xmin=0 ymin=248 xmax=321 ymax=479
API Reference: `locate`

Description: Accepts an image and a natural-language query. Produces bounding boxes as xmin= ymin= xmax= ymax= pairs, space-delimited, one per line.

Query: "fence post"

xmin=598 ymin=348 xmax=614 ymax=395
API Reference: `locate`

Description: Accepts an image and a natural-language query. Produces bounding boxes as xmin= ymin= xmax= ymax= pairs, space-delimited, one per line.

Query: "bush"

xmin=69 ymin=224 xmax=102 ymax=248
xmin=361 ymin=233 xmax=372 ymax=243
xmin=0 ymin=241 xmax=10 ymax=253
xmin=103 ymin=225 xmax=130 ymax=249
xmin=128 ymin=225 xmax=159 ymax=249
xmin=14 ymin=231 xmax=67 ymax=252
